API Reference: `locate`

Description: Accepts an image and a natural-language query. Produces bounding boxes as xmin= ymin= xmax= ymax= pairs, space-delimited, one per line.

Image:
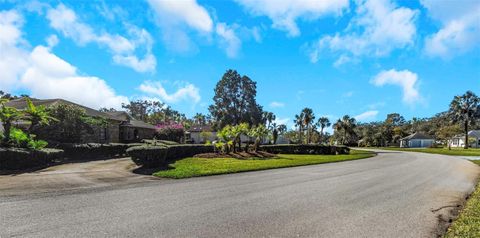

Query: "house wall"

xmin=190 ymin=132 xmax=218 ymax=144
xmin=408 ymin=139 xmax=434 ymax=148
xmin=120 ymin=126 xmax=155 ymax=143
xmin=449 ymin=137 xmax=480 ymax=148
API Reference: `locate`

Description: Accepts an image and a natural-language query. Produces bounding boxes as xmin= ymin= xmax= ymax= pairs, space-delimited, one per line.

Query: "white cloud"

xmin=308 ymin=0 xmax=418 ymax=63
xmin=371 ymin=69 xmax=420 ymax=105
xmin=0 ymin=10 xmax=128 ymax=110
xmin=21 ymin=46 xmax=129 ymax=109
xmin=421 ymin=0 xmax=480 ymax=58
xmin=0 ymin=10 xmax=29 ymax=90
xmin=269 ymin=101 xmax=285 ymax=108
xmin=234 ymin=0 xmax=349 ymax=37
xmin=138 ymin=81 xmax=201 ymax=104
xmin=216 ymin=22 xmax=241 ymax=58
xmin=147 ymin=0 xmax=213 ymax=53
xmin=354 ymin=110 xmax=378 ymax=121
xmin=46 ymin=4 xmax=156 ymax=72
xmin=274 ymin=117 xmax=290 ymax=127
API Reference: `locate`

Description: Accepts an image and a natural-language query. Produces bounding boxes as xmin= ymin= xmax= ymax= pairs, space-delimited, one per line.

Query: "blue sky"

xmin=1 ymin=0 xmax=479 ymax=129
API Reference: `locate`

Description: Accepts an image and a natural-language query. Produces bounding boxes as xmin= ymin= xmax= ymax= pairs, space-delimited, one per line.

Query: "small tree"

xmin=24 ymin=98 xmax=57 ymax=132
xmin=0 ymin=99 xmax=24 ymax=145
xmin=248 ymin=125 xmax=268 ymax=152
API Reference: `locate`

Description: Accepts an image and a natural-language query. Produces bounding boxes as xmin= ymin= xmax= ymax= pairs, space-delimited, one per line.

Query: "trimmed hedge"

xmin=57 ymin=143 xmax=142 ymax=160
xmin=259 ymin=144 xmax=350 ymax=155
xmin=0 ymin=147 xmax=64 ymax=170
xmin=141 ymin=139 xmax=179 ymax=146
xmin=127 ymin=144 xmax=214 ymax=168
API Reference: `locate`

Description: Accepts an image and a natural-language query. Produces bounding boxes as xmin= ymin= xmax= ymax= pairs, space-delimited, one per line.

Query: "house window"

xmin=453 ymin=139 xmax=458 ymax=145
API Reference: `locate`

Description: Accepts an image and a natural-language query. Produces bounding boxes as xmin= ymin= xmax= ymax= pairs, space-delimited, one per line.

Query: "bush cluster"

xmin=127 ymin=144 xmax=214 ymax=168
xmin=0 ymin=147 xmax=64 ymax=170
xmin=259 ymin=144 xmax=350 ymax=155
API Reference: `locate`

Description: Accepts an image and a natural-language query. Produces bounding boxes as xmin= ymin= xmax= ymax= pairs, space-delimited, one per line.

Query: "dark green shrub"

xmin=58 ymin=143 xmax=132 ymax=160
xmin=127 ymin=144 xmax=214 ymax=168
xmin=0 ymin=147 xmax=64 ymax=170
xmin=127 ymin=145 xmax=169 ymax=168
xmin=259 ymin=144 xmax=350 ymax=155
xmin=141 ymin=139 xmax=179 ymax=146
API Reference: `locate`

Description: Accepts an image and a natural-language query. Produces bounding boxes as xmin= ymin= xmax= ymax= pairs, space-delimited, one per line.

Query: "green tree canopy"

xmin=209 ymin=69 xmax=263 ymax=129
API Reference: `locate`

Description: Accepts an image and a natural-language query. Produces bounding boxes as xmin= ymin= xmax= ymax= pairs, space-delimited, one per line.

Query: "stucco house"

xmin=186 ymin=124 xmax=217 ymax=144
xmin=449 ymin=130 xmax=480 ymax=148
xmin=4 ymin=98 xmax=156 ymax=143
xmin=400 ymin=132 xmax=435 ymax=148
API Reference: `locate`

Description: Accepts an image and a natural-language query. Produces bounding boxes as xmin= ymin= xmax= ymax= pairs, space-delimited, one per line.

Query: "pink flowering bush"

xmin=155 ymin=122 xmax=185 ymax=143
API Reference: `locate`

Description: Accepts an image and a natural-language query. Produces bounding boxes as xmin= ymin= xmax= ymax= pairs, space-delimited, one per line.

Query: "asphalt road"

xmin=1 ymin=150 xmax=479 ymax=238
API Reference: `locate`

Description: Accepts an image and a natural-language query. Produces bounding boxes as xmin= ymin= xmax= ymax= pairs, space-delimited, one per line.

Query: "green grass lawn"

xmin=444 ymin=160 xmax=480 ymax=238
xmin=154 ymin=150 xmax=375 ymax=179
xmin=375 ymin=147 xmax=480 ymax=156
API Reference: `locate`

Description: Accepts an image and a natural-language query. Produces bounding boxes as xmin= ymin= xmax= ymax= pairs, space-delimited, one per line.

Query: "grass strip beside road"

xmin=444 ymin=160 xmax=480 ymax=238
xmin=154 ymin=150 xmax=375 ymax=179
xmin=376 ymin=147 xmax=480 ymax=156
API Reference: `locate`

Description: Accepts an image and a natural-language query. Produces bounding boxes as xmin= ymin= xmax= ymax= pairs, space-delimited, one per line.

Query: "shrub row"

xmin=127 ymin=144 xmax=214 ymax=168
xmin=57 ymin=143 xmax=143 ymax=160
xmin=259 ymin=144 xmax=350 ymax=155
xmin=0 ymin=147 xmax=64 ymax=170
xmin=141 ymin=139 xmax=179 ymax=146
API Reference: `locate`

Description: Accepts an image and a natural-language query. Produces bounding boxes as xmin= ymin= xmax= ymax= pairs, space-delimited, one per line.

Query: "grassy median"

xmin=445 ymin=160 xmax=480 ymax=238
xmin=154 ymin=150 xmax=375 ymax=179
xmin=376 ymin=147 xmax=480 ymax=156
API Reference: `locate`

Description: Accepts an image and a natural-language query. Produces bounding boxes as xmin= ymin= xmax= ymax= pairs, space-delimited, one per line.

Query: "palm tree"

xmin=193 ymin=113 xmax=206 ymax=125
xmin=24 ymin=98 xmax=57 ymax=132
xmin=301 ymin=108 xmax=315 ymax=144
xmin=334 ymin=115 xmax=357 ymax=145
xmin=316 ymin=117 xmax=331 ymax=144
xmin=449 ymin=91 xmax=480 ymax=149
xmin=294 ymin=114 xmax=303 ymax=144
xmin=263 ymin=111 xmax=276 ymax=129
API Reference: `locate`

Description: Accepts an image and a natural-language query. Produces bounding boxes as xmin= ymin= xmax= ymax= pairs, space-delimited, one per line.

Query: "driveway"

xmin=1 ymin=150 xmax=479 ymax=237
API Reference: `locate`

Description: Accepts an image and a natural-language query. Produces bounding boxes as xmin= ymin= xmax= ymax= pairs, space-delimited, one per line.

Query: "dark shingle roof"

xmin=6 ymin=98 xmax=121 ymax=121
xmin=401 ymin=132 xmax=434 ymax=140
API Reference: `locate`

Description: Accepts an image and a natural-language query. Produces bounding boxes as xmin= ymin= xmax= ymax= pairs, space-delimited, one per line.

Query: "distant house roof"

xmin=401 ymin=132 xmax=434 ymax=140
xmin=189 ymin=124 xmax=213 ymax=133
xmin=453 ymin=130 xmax=480 ymax=139
xmin=6 ymin=98 xmax=120 ymax=121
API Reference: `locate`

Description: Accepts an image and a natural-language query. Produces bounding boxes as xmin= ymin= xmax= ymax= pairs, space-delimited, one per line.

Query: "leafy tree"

xmin=449 ymin=91 xmax=480 ymax=149
xmin=209 ymin=69 xmax=263 ymax=128
xmin=0 ymin=99 xmax=23 ymax=145
xmin=24 ymin=98 xmax=57 ymax=132
xmin=263 ymin=111 xmax=276 ymax=129
xmin=34 ymin=104 xmax=105 ymax=143
xmin=316 ymin=117 xmax=331 ymax=144
xmin=99 ymin=107 xmax=117 ymax=112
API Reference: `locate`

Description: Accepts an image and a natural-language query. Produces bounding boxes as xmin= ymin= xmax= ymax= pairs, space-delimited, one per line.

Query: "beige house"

xmin=4 ymin=98 xmax=156 ymax=143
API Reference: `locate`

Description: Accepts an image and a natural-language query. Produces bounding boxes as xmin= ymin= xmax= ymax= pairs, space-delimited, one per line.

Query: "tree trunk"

xmin=320 ymin=127 xmax=324 ymax=144
xmin=464 ymin=120 xmax=469 ymax=149
xmin=3 ymin=121 xmax=11 ymax=145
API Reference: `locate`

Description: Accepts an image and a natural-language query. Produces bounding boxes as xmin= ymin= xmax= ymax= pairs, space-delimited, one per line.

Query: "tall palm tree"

xmin=263 ymin=111 xmax=276 ymax=129
xmin=294 ymin=114 xmax=303 ymax=144
xmin=449 ymin=91 xmax=480 ymax=149
xmin=301 ymin=108 xmax=315 ymax=144
xmin=317 ymin=117 xmax=331 ymax=144
xmin=334 ymin=115 xmax=357 ymax=145
xmin=193 ymin=113 xmax=206 ymax=125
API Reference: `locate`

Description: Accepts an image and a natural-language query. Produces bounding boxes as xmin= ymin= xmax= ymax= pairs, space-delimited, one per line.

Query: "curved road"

xmin=1 ymin=150 xmax=479 ymax=237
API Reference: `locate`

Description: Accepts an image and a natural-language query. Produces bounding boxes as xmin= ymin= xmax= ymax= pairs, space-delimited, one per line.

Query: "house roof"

xmin=5 ymin=98 xmax=157 ymax=130
xmin=6 ymin=98 xmax=120 ymax=121
xmin=189 ymin=124 xmax=213 ymax=132
xmin=453 ymin=130 xmax=480 ymax=139
xmin=401 ymin=132 xmax=434 ymax=140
